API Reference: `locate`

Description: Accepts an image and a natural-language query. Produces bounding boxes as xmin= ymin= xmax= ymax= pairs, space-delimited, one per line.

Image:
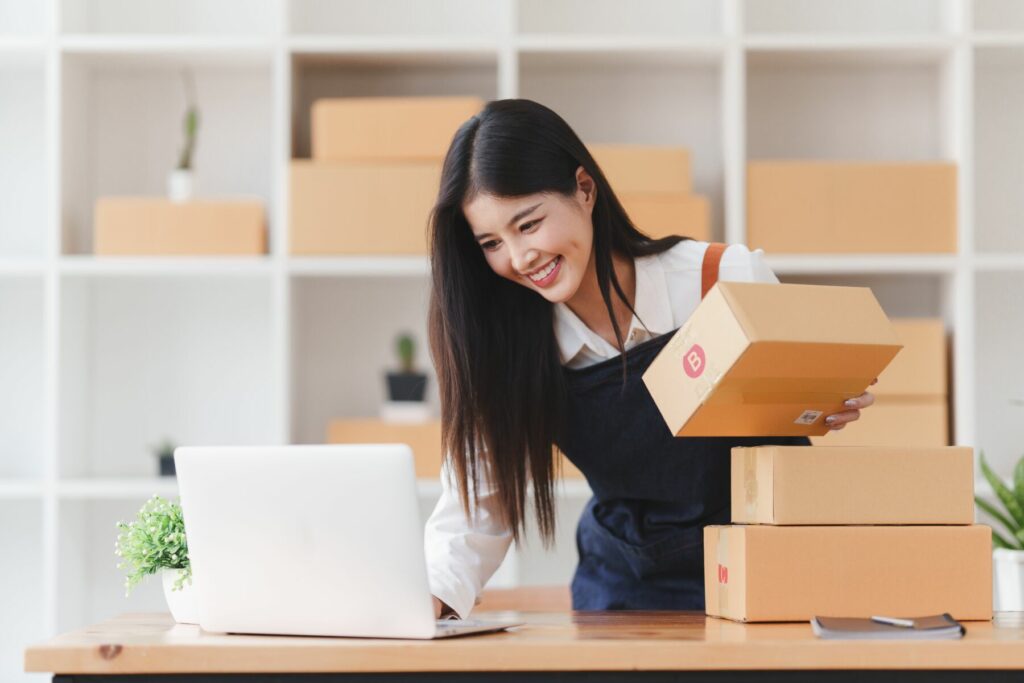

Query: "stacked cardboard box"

xmin=590 ymin=144 xmax=710 ymax=242
xmin=93 ymin=198 xmax=266 ymax=255
xmin=642 ymin=281 xmax=903 ymax=437
xmin=705 ymin=445 xmax=991 ymax=622
xmin=291 ymin=96 xmax=483 ymax=255
xmin=746 ymin=161 xmax=957 ymax=254
xmin=639 ymin=282 xmax=991 ymax=622
xmin=812 ymin=318 xmax=949 ymax=447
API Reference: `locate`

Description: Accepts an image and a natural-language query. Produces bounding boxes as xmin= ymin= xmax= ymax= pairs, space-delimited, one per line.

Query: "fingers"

xmin=825 ymin=409 xmax=861 ymax=430
xmin=843 ymin=391 xmax=875 ymax=410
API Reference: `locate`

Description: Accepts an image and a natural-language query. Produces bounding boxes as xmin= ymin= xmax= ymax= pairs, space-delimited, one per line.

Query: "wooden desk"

xmin=25 ymin=611 xmax=1024 ymax=682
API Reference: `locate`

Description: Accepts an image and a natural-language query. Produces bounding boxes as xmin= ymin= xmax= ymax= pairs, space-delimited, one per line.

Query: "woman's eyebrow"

xmin=475 ymin=202 xmax=542 ymax=241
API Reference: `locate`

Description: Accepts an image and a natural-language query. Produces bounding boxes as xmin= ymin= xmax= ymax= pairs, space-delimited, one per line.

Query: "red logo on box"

xmin=683 ymin=344 xmax=705 ymax=378
xmin=718 ymin=563 xmax=728 ymax=584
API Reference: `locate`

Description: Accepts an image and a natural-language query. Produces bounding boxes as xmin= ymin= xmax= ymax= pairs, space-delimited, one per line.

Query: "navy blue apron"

xmin=557 ymin=265 xmax=811 ymax=610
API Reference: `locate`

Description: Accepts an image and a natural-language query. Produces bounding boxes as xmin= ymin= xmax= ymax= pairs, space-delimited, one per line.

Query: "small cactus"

xmin=396 ymin=333 xmax=416 ymax=373
xmin=176 ymin=69 xmax=199 ymax=171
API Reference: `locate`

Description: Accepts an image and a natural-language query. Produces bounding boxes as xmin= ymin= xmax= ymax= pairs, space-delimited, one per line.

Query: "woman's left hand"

xmin=824 ymin=378 xmax=877 ymax=431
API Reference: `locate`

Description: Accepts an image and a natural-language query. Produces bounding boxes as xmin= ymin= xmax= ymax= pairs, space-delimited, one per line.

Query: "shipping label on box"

xmin=704 ymin=524 xmax=993 ymax=622
xmin=642 ymin=282 xmax=902 ymax=437
xmin=731 ymin=445 xmax=974 ymax=525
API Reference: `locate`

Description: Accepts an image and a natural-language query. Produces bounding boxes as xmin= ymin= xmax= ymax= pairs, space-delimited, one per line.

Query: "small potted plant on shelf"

xmin=386 ymin=332 xmax=428 ymax=402
xmin=168 ymin=69 xmax=199 ymax=202
xmin=115 ymin=495 xmax=197 ymax=624
xmin=152 ymin=437 xmax=177 ymax=477
xmin=976 ymin=451 xmax=1024 ymax=611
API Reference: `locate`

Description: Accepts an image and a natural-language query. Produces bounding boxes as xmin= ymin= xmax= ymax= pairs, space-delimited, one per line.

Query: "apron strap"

xmin=701 ymin=242 xmax=727 ymax=300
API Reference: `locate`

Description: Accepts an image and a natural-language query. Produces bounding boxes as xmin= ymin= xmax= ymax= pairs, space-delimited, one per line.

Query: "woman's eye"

xmin=481 ymin=240 xmax=500 ymax=251
xmin=520 ymin=219 xmax=541 ymax=232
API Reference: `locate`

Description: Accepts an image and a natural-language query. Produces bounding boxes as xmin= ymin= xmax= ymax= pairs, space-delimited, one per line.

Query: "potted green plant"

xmin=115 ymin=495 xmax=197 ymax=624
xmin=152 ymin=437 xmax=177 ymax=477
xmin=168 ymin=69 xmax=199 ymax=202
xmin=386 ymin=332 xmax=428 ymax=402
xmin=975 ymin=451 xmax=1024 ymax=610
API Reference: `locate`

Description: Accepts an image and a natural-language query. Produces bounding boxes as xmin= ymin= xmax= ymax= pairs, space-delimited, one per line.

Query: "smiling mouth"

xmin=525 ymin=256 xmax=562 ymax=285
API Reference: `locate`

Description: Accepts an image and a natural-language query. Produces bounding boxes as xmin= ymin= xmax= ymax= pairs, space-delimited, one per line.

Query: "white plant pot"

xmin=167 ymin=169 xmax=194 ymax=202
xmin=162 ymin=567 xmax=199 ymax=624
xmin=993 ymin=548 xmax=1024 ymax=611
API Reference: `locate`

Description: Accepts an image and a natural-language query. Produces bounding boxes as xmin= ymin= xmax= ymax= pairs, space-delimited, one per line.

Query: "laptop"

xmin=174 ymin=444 xmax=522 ymax=639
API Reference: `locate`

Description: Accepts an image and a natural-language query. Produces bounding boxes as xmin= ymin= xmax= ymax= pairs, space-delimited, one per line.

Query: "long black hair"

xmin=428 ymin=99 xmax=692 ymax=545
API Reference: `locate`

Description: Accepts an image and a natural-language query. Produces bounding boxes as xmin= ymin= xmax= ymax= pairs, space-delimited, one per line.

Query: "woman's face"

xmin=462 ymin=166 xmax=596 ymax=304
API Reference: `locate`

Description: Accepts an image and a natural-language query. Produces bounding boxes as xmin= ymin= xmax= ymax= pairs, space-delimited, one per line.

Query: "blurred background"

xmin=3 ymin=0 xmax=1024 ymax=679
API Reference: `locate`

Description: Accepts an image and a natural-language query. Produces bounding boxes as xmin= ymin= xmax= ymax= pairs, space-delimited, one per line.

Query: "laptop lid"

xmin=174 ymin=444 xmax=438 ymax=639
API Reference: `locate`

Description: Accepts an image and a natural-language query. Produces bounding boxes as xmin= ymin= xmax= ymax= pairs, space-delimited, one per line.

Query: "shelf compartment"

xmin=743 ymin=0 xmax=952 ymax=36
xmin=290 ymin=277 xmax=435 ymax=445
xmin=518 ymin=50 xmax=725 ymax=241
xmin=60 ymin=52 xmax=273 ymax=255
xmin=974 ymin=272 xmax=1024 ymax=477
xmin=0 ymin=54 xmax=48 ymax=259
xmin=746 ymin=47 xmax=950 ymax=161
xmin=58 ymin=275 xmax=277 ymax=478
xmin=59 ymin=0 xmax=278 ymax=36
xmin=0 ymin=500 xmax=46 ymax=683
xmin=289 ymin=0 xmax=501 ymax=38
xmin=0 ymin=278 xmax=45 ymax=478
xmin=290 ymin=51 xmax=497 ymax=159
xmin=518 ymin=0 xmax=722 ymax=38
xmin=974 ymin=46 xmax=1024 ymax=253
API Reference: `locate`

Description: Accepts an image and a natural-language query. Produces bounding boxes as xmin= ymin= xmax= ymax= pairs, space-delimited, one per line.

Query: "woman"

xmin=423 ymin=99 xmax=874 ymax=619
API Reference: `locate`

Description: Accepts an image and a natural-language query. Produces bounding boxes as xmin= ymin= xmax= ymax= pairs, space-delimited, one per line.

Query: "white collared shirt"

xmin=423 ymin=241 xmax=780 ymax=619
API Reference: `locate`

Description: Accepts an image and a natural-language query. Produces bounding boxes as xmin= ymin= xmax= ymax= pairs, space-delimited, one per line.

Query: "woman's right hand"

xmin=432 ymin=596 xmax=443 ymax=619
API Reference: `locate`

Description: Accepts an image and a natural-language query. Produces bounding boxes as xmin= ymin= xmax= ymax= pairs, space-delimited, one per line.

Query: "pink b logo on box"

xmin=718 ymin=563 xmax=728 ymax=585
xmin=683 ymin=344 xmax=705 ymax=378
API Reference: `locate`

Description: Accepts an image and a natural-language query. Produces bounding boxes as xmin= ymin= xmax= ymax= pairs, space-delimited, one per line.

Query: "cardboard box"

xmin=94 ymin=198 xmax=266 ymax=255
xmin=642 ymin=282 xmax=902 ymax=437
xmin=874 ymin=318 xmax=947 ymax=397
xmin=746 ymin=161 xmax=957 ymax=254
xmin=618 ymin=192 xmax=711 ymax=241
xmin=311 ymin=96 xmax=483 ymax=161
xmin=731 ymin=445 xmax=974 ymax=525
xmin=589 ymin=144 xmax=692 ymax=194
xmin=290 ymin=160 xmax=440 ymax=255
xmin=327 ymin=418 xmax=443 ymax=478
xmin=810 ymin=399 xmax=949 ymax=447
xmin=704 ymin=524 xmax=992 ymax=622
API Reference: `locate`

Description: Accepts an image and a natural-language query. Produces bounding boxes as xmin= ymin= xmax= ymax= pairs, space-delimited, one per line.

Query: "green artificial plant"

xmin=115 ymin=495 xmax=191 ymax=595
xmin=396 ymin=332 xmax=416 ymax=373
xmin=976 ymin=451 xmax=1024 ymax=550
xmin=176 ymin=69 xmax=199 ymax=171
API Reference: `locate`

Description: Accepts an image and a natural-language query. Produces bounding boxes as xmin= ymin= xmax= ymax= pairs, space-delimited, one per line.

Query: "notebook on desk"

xmin=811 ymin=614 xmax=966 ymax=640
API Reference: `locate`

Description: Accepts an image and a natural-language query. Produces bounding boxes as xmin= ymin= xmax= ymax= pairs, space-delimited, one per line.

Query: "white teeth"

xmin=528 ymin=257 xmax=559 ymax=282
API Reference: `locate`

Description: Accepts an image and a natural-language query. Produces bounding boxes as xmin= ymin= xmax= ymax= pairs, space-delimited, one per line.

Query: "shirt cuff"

xmin=428 ymin=574 xmax=476 ymax=621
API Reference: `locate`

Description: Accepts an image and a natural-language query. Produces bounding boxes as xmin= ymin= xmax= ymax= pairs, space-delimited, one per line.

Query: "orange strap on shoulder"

xmin=701 ymin=242 xmax=727 ymax=300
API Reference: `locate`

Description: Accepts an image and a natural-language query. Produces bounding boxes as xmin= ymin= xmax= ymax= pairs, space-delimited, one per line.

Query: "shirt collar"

xmin=552 ymin=253 xmax=675 ymax=365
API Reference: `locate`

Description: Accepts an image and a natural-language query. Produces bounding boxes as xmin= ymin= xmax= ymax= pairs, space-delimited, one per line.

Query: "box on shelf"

xmin=290 ymin=160 xmax=440 ymax=255
xmin=618 ymin=193 xmax=710 ymax=242
xmin=93 ymin=198 xmax=266 ymax=255
xmin=704 ymin=524 xmax=992 ymax=622
xmin=311 ymin=96 xmax=483 ymax=162
xmin=589 ymin=144 xmax=692 ymax=194
xmin=327 ymin=418 xmax=443 ymax=478
xmin=811 ymin=318 xmax=949 ymax=447
xmin=731 ymin=445 xmax=973 ymax=525
xmin=746 ymin=161 xmax=957 ymax=254
xmin=642 ymin=282 xmax=902 ymax=437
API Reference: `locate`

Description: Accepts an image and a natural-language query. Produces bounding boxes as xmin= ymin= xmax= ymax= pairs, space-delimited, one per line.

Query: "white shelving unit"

xmin=3 ymin=1 xmax=1024 ymax=680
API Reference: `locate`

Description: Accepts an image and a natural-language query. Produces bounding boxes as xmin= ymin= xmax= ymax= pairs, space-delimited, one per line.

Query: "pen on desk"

xmin=870 ymin=615 xmax=915 ymax=628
